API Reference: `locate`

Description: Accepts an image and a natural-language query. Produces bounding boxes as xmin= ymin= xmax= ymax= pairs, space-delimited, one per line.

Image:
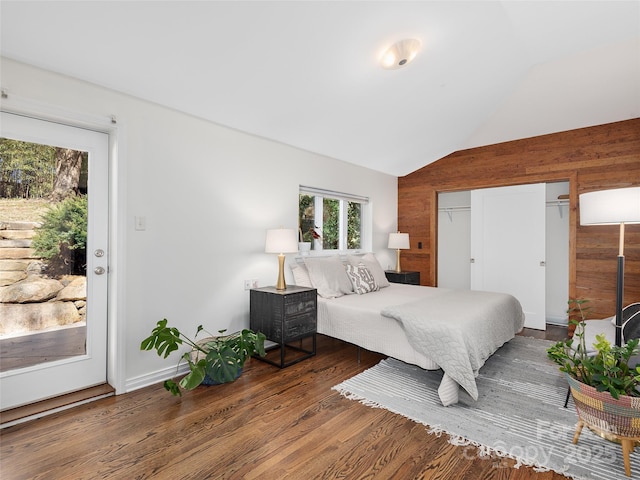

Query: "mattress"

xmin=317 ymin=283 xmax=441 ymax=370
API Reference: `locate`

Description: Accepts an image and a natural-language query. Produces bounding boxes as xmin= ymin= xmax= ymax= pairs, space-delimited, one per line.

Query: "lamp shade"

xmin=265 ymin=228 xmax=298 ymax=254
xmin=580 ymin=187 xmax=640 ymax=225
xmin=388 ymin=232 xmax=410 ymax=249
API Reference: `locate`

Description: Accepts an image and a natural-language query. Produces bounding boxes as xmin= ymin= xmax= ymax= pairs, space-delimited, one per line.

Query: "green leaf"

xmin=179 ymin=359 xmax=207 ymax=390
xmin=163 ymin=379 xmax=182 ymax=396
xmin=205 ymin=346 xmax=242 ymax=384
xmin=140 ymin=319 xmax=183 ymax=358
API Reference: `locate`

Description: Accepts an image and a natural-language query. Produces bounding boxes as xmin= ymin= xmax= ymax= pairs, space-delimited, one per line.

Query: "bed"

xmin=291 ymin=253 xmax=525 ymax=406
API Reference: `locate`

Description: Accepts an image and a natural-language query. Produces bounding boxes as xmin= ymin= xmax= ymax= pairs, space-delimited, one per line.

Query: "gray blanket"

xmin=381 ymin=289 xmax=525 ymax=405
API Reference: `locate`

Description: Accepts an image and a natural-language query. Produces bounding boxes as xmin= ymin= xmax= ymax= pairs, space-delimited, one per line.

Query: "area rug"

xmin=332 ymin=335 xmax=639 ymax=480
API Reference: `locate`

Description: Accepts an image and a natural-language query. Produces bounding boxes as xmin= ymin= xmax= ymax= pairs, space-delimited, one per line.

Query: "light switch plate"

xmin=135 ymin=216 xmax=146 ymax=231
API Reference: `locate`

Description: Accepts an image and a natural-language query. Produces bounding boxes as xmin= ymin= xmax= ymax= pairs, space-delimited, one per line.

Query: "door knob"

xmin=94 ymin=266 xmax=106 ymax=275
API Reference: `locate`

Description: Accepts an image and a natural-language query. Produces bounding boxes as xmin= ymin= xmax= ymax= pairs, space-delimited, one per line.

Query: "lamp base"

xmin=276 ymin=254 xmax=287 ymax=290
xmin=395 ymin=249 xmax=402 ymax=273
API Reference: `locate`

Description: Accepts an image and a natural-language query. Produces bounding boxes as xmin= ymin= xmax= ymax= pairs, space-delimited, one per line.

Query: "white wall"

xmin=544 ymin=182 xmax=570 ymax=325
xmin=437 ymin=191 xmax=471 ymax=290
xmin=1 ymin=58 xmax=398 ymax=391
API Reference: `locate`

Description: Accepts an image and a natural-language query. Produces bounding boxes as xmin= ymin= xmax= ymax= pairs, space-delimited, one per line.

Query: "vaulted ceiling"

xmin=1 ymin=1 xmax=639 ymax=176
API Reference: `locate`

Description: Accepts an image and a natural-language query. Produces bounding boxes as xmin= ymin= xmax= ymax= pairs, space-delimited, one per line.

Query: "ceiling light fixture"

xmin=380 ymin=38 xmax=421 ymax=70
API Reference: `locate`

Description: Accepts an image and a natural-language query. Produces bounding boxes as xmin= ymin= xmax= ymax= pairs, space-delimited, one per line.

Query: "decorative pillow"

xmin=290 ymin=263 xmax=313 ymax=288
xmin=345 ymin=263 xmax=379 ymax=294
xmin=303 ymin=256 xmax=353 ymax=298
xmin=348 ymin=253 xmax=390 ymax=288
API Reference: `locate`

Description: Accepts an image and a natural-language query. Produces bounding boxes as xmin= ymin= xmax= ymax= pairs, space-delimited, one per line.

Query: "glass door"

xmin=0 ymin=112 xmax=109 ymax=410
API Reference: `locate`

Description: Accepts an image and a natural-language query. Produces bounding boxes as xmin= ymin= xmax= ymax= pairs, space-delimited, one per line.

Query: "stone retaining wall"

xmin=0 ymin=221 xmax=86 ymax=336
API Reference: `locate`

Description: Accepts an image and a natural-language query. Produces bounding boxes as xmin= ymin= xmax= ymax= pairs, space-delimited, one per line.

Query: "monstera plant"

xmin=141 ymin=319 xmax=266 ymax=396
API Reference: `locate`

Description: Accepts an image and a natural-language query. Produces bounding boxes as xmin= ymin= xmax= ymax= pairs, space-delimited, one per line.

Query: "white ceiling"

xmin=1 ymin=1 xmax=639 ymax=176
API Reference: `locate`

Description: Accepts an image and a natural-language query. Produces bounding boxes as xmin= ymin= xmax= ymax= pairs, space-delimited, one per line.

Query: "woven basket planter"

xmin=567 ymin=374 xmax=640 ymax=437
xmin=567 ymin=373 xmax=640 ymax=476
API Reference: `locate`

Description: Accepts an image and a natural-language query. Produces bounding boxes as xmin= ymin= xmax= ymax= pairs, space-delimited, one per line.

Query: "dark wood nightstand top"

xmin=251 ymin=285 xmax=316 ymax=295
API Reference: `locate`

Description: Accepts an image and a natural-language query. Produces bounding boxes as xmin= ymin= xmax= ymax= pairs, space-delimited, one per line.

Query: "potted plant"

xmin=141 ymin=319 xmax=266 ymax=396
xmin=548 ymin=299 xmax=640 ymax=399
xmin=566 ymin=297 xmax=591 ymax=336
xmin=547 ymin=300 xmax=640 ymax=477
xmin=298 ymin=228 xmax=311 ymax=255
xmin=547 ymin=329 xmax=640 ymax=399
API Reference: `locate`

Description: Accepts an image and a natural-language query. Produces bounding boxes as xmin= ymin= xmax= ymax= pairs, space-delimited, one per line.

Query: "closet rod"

xmin=545 ymin=199 xmax=569 ymax=218
xmin=438 ymin=205 xmax=470 ymax=222
xmin=437 ymin=205 xmax=470 ymax=211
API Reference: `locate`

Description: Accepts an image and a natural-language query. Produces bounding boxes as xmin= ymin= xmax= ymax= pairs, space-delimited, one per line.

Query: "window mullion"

xmin=314 ymin=195 xmax=323 ymax=251
xmin=339 ymin=200 xmax=347 ymax=251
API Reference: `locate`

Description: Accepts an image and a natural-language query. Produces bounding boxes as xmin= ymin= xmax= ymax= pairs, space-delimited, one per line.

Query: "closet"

xmin=437 ymin=182 xmax=569 ymax=330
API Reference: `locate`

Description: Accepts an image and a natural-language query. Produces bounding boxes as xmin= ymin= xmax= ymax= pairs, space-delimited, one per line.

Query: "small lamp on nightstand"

xmin=265 ymin=228 xmax=299 ymax=290
xmin=388 ymin=232 xmax=410 ymax=273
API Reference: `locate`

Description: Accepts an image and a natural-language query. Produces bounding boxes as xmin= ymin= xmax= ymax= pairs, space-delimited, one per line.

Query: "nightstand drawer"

xmin=259 ymin=311 xmax=316 ymax=342
xmin=284 ymin=291 xmax=316 ymax=316
xmin=282 ymin=312 xmax=316 ymax=341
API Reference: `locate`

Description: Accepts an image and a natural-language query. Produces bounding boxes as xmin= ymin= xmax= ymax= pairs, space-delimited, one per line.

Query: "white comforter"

xmin=317 ymin=284 xmax=525 ymax=406
xmin=381 ymin=288 xmax=525 ymax=404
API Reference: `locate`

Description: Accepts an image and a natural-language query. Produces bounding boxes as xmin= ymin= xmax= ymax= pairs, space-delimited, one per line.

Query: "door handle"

xmin=540 ymin=261 xmax=546 ymax=267
xmin=94 ymin=266 xmax=106 ymax=275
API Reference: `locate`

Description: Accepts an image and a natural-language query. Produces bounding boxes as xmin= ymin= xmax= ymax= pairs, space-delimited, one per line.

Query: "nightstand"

xmin=250 ymin=285 xmax=317 ymax=368
xmin=384 ymin=270 xmax=420 ymax=285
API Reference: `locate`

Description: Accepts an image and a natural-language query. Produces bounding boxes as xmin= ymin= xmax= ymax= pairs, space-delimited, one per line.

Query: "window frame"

xmin=299 ymin=185 xmax=370 ymax=254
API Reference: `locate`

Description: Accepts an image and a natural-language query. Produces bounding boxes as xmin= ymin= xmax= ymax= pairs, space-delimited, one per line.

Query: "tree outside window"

xmin=299 ymin=188 xmax=366 ymax=252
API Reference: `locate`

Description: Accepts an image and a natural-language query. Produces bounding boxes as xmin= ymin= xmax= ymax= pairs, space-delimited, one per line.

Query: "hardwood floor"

xmin=0 ymin=330 xmax=569 ymax=480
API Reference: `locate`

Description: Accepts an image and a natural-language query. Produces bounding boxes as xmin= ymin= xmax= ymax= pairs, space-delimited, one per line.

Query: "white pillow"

xmin=304 ymin=256 xmax=353 ymax=298
xmin=290 ymin=263 xmax=313 ymax=288
xmin=348 ymin=253 xmax=389 ymax=288
xmin=345 ymin=263 xmax=379 ymax=295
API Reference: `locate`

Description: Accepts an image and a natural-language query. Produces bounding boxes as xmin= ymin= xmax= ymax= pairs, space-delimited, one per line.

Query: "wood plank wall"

xmin=398 ymin=118 xmax=640 ymax=321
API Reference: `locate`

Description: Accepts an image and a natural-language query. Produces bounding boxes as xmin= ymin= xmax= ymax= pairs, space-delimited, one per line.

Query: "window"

xmin=299 ymin=186 xmax=368 ymax=252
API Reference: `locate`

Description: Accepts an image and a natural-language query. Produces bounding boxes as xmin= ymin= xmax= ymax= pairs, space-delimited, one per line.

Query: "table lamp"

xmin=265 ymin=228 xmax=299 ymax=290
xmin=388 ymin=232 xmax=410 ymax=273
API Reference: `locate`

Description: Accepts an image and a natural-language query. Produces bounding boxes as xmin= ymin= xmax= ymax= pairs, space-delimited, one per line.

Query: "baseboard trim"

xmin=546 ymin=315 xmax=568 ymax=326
xmin=125 ymin=364 xmax=189 ymax=393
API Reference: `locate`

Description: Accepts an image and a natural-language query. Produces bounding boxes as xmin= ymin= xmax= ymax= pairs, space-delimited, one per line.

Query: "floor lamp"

xmin=579 ymin=187 xmax=640 ymax=346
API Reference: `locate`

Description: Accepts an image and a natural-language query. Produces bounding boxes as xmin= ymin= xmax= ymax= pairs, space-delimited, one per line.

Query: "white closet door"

xmin=471 ymin=183 xmax=546 ymax=330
